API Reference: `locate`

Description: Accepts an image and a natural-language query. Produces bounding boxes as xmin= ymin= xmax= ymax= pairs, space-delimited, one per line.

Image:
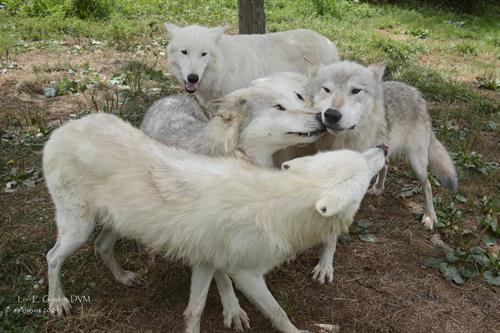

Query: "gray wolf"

xmin=44 ymin=113 xmax=386 ymax=332
xmin=165 ymin=23 xmax=339 ymax=104
xmin=307 ymin=60 xmax=457 ymax=283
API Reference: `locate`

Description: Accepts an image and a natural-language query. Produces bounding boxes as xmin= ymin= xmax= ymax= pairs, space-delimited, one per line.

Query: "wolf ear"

xmin=164 ymin=23 xmax=179 ymax=38
xmin=368 ymin=61 xmax=388 ymax=81
xmin=210 ymin=26 xmax=225 ymax=42
xmin=304 ymin=56 xmax=320 ymax=80
xmin=315 ymin=193 xmax=352 ymax=217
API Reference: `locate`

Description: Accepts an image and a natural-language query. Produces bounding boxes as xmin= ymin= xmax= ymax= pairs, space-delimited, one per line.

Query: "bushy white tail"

xmin=428 ymin=132 xmax=457 ymax=191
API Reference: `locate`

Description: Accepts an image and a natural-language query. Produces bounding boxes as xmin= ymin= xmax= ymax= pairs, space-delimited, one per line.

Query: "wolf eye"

xmin=274 ymin=104 xmax=286 ymax=111
xmin=181 ymin=50 xmax=188 ymax=55
xmin=295 ymin=92 xmax=304 ymax=101
xmin=322 ymin=87 xmax=330 ymax=93
xmin=351 ymin=88 xmax=361 ymax=94
xmin=201 ymin=52 xmax=207 ymax=57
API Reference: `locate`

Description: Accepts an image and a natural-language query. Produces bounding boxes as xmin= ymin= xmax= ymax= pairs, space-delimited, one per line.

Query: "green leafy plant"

xmin=476 ymin=73 xmax=499 ymax=90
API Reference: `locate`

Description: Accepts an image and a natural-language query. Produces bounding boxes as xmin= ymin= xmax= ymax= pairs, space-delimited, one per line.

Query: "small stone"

xmin=25 ymin=274 xmax=32 ymax=281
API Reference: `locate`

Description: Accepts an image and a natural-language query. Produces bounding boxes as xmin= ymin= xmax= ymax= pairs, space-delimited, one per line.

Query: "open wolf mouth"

xmin=324 ymin=124 xmax=356 ymax=134
xmin=185 ymin=81 xmax=198 ymax=93
xmin=287 ymin=128 xmax=326 ymax=138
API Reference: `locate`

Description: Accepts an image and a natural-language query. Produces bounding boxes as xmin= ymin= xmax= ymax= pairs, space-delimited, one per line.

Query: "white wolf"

xmin=141 ymin=86 xmax=325 ymax=167
xmin=250 ymin=72 xmax=321 ymax=164
xmin=44 ymin=113 xmax=385 ymax=333
xmin=165 ymin=23 xmax=339 ymax=104
xmin=140 ymin=84 xmax=324 ymax=330
xmin=307 ymin=60 xmax=457 ymax=283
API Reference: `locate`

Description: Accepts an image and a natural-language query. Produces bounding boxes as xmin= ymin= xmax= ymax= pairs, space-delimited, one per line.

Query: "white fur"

xmin=165 ymin=24 xmax=339 ymax=104
xmin=44 ymin=113 xmax=384 ymax=332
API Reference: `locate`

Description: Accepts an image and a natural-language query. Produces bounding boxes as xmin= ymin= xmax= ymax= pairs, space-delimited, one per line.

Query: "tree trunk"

xmin=238 ymin=0 xmax=266 ymax=34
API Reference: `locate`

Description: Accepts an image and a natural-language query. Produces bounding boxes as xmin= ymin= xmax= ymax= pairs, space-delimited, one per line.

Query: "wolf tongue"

xmin=185 ymin=82 xmax=197 ymax=93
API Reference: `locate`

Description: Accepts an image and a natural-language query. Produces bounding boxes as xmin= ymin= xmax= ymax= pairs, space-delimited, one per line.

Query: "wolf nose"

xmin=187 ymin=74 xmax=199 ymax=83
xmin=315 ymin=113 xmax=322 ymax=122
xmin=323 ymin=108 xmax=342 ymax=124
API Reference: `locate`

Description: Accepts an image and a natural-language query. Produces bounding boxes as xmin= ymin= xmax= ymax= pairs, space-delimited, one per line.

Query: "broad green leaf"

xmin=472 ymin=253 xmax=490 ymax=267
xmin=356 ymin=219 xmax=371 ymax=229
xmin=483 ymin=233 xmax=497 ymax=247
xmin=359 ymin=233 xmax=377 ymax=243
xmin=439 ymin=263 xmax=464 ymax=284
xmin=458 ymin=265 xmax=476 ymax=279
xmin=483 ymin=271 xmax=500 ymax=286
xmin=445 ymin=251 xmax=459 ymax=263
xmin=424 ymin=257 xmax=446 ymax=268
xmin=455 ymin=194 xmax=467 ymax=203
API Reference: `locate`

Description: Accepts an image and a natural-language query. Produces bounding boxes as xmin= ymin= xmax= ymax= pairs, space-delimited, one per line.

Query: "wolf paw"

xmin=117 ymin=270 xmax=143 ymax=287
xmin=421 ymin=215 xmax=435 ymax=230
xmin=312 ymin=263 xmax=334 ymax=284
xmin=49 ymin=296 xmax=72 ymax=318
xmin=368 ymin=186 xmax=384 ymax=196
xmin=223 ymin=306 xmax=250 ymax=331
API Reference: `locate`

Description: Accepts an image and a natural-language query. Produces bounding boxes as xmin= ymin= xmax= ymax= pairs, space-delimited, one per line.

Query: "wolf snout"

xmin=187 ymin=74 xmax=199 ymax=83
xmin=323 ymin=108 xmax=342 ymax=124
xmin=376 ymin=143 xmax=389 ymax=157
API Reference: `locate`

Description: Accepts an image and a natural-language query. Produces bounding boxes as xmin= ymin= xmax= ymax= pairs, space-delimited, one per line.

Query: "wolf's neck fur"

xmin=237 ymin=142 xmax=276 ymax=167
xmin=191 ymin=113 xmax=279 ymax=168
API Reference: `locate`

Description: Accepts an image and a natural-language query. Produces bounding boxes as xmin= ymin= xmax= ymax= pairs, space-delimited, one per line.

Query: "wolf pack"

xmin=43 ymin=23 xmax=457 ymax=332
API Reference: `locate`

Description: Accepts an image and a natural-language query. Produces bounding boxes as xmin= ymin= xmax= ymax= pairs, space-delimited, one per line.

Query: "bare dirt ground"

xmin=1 ymin=42 xmax=499 ymax=333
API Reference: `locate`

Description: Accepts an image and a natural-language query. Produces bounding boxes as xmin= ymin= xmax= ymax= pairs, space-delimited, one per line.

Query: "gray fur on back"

xmin=383 ymin=81 xmax=431 ymax=134
xmin=140 ymin=95 xmax=221 ymax=155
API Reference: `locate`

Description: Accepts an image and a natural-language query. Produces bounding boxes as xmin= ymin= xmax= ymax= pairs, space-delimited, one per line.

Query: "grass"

xmin=0 ymin=0 xmax=499 ymax=332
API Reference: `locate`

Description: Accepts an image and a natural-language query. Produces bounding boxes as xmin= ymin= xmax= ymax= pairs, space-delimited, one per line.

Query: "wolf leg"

xmin=368 ymin=161 xmax=388 ymax=195
xmin=214 ymin=271 xmax=250 ymax=331
xmin=312 ymin=234 xmax=337 ymax=284
xmin=408 ymin=143 xmax=437 ymax=230
xmin=47 ymin=205 xmax=95 ymax=317
xmin=184 ymin=264 xmax=216 ymax=333
xmin=232 ymin=271 xmax=309 ymax=333
xmin=94 ymin=228 xmax=142 ymax=287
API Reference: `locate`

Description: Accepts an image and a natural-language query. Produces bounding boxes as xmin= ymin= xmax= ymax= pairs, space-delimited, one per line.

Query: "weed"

xmin=0 ymin=34 xmax=16 ymax=61
xmin=453 ymin=150 xmax=490 ymax=175
xmin=370 ymin=37 xmax=422 ymax=70
xmin=406 ymin=27 xmax=431 ymax=39
xmin=68 ymin=0 xmax=114 ymax=21
xmin=455 ymin=42 xmax=477 ymax=56
xmin=311 ymin=0 xmax=337 ymax=16
xmin=476 ymin=73 xmax=499 ymax=91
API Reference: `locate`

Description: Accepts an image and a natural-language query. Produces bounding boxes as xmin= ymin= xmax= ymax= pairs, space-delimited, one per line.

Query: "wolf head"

xmin=308 ymin=60 xmax=387 ymax=135
xmin=251 ymin=72 xmax=312 ymax=111
xmin=211 ymin=87 xmax=325 ymax=165
xmin=282 ymin=146 xmax=387 ymax=217
xmin=165 ymin=23 xmax=225 ymax=94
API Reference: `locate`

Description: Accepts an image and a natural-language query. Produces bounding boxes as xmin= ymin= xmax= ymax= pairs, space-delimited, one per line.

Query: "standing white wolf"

xmin=140 ymin=83 xmax=324 ymax=330
xmin=307 ymin=60 xmax=457 ymax=283
xmin=44 ymin=113 xmax=386 ymax=333
xmin=165 ymin=23 xmax=339 ymax=104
